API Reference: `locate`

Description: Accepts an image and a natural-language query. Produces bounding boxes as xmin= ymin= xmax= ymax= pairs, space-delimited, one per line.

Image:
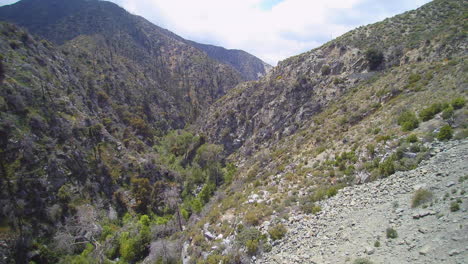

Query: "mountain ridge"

xmin=0 ymin=0 xmax=270 ymax=81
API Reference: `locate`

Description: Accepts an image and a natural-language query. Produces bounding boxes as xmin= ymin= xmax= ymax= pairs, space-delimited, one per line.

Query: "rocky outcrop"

xmin=259 ymin=140 xmax=468 ymax=264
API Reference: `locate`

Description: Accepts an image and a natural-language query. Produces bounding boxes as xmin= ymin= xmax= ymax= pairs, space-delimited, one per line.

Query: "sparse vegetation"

xmin=268 ymin=224 xmax=287 ymax=241
xmin=386 ymin=227 xmax=398 ymax=239
xmin=450 ymin=202 xmax=460 ymax=212
xmin=411 ymin=189 xmax=433 ymax=208
xmin=397 ymin=110 xmax=419 ymax=131
xmin=437 ymin=125 xmax=453 ymax=141
xmin=354 ymin=258 xmax=374 ymax=264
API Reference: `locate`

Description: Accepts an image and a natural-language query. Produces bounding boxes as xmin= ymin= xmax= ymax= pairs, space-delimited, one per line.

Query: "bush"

xmin=321 ymin=65 xmax=331 ymax=76
xmin=301 ymin=202 xmax=321 ymax=214
xmin=246 ymin=239 xmax=259 ymax=255
xmin=407 ymin=134 xmax=418 ymax=143
xmin=354 ymin=258 xmax=374 ymax=264
xmin=379 ymin=158 xmax=395 ymax=177
xmin=244 ymin=210 xmax=261 ymax=226
xmin=268 ymin=224 xmax=287 ymax=241
xmin=386 ymin=227 xmax=398 ymax=239
xmin=419 ymin=103 xmax=443 ymax=121
xmin=450 ymin=202 xmax=460 ymax=212
xmin=437 ymin=125 xmax=453 ymax=141
xmin=451 ymin=97 xmax=466 ymax=109
xmin=441 ymin=106 xmax=454 ymax=120
xmin=411 ymin=189 xmax=433 ymax=208
xmin=397 ymin=110 xmax=419 ymax=131
xmin=365 ymin=49 xmax=384 ymax=70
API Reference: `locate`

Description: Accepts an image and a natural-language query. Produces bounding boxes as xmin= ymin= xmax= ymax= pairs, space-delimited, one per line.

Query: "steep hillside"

xmin=184 ymin=0 xmax=467 ymax=262
xmin=0 ymin=0 xmax=466 ymax=263
xmin=0 ymin=21 xmax=237 ymax=263
xmin=198 ymin=0 xmax=466 ymax=156
xmin=0 ymin=0 xmax=269 ymax=82
xmin=188 ymin=41 xmax=272 ymax=81
xmin=0 ymin=0 xmax=244 ymax=128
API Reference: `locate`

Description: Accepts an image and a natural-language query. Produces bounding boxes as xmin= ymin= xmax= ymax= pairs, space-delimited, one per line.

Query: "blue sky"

xmin=0 ymin=0 xmax=432 ymax=65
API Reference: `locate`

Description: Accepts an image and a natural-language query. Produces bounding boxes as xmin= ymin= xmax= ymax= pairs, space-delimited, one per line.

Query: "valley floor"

xmin=259 ymin=140 xmax=468 ymax=264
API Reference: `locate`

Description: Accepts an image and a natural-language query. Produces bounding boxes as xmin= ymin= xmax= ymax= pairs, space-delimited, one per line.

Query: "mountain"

xmin=188 ymin=41 xmax=272 ymax=80
xmin=0 ymin=0 xmax=270 ymax=81
xmin=0 ymin=0 xmax=466 ymax=263
xmin=197 ymin=0 xmax=467 ymax=157
xmin=185 ymin=0 xmax=467 ymax=262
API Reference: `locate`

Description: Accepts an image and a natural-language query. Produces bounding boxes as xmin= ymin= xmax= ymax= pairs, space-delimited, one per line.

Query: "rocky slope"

xmin=197 ymin=0 xmax=467 ymax=156
xmin=259 ymin=139 xmax=468 ymax=264
xmin=182 ymin=1 xmax=467 ymax=262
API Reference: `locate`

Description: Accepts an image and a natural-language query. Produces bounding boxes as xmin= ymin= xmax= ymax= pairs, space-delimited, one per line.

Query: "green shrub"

xmin=321 ymin=65 xmax=331 ymax=76
xmin=411 ymin=189 xmax=433 ymax=208
xmin=244 ymin=211 xmax=261 ymax=226
xmin=408 ymin=74 xmax=422 ymax=84
xmin=379 ymin=158 xmax=395 ymax=177
xmin=450 ymin=202 xmax=460 ymax=212
xmin=268 ymin=224 xmax=287 ymax=241
xmin=354 ymin=258 xmax=374 ymax=264
xmin=441 ymin=106 xmax=454 ymax=120
xmin=386 ymin=227 xmax=398 ymax=239
xmin=419 ymin=103 xmax=442 ymax=121
xmin=397 ymin=110 xmax=419 ymax=131
xmin=365 ymin=49 xmax=384 ymax=70
xmin=301 ymin=202 xmax=321 ymax=214
xmin=374 ymin=241 xmax=380 ymax=247
xmin=406 ymin=134 xmax=418 ymax=143
xmin=437 ymin=125 xmax=453 ymax=141
xmin=451 ymin=97 xmax=466 ymax=109
xmin=246 ymin=239 xmax=259 ymax=255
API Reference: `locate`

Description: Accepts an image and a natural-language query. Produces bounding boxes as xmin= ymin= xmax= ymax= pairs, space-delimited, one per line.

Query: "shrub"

xmin=244 ymin=211 xmax=261 ymax=226
xmin=397 ymin=110 xmax=419 ymax=131
xmin=408 ymin=74 xmax=421 ymax=84
xmin=268 ymin=224 xmax=287 ymax=241
xmin=441 ymin=106 xmax=454 ymax=120
xmin=379 ymin=158 xmax=395 ymax=177
xmin=365 ymin=49 xmax=384 ymax=70
xmin=246 ymin=239 xmax=259 ymax=255
xmin=451 ymin=97 xmax=466 ymax=109
xmin=411 ymin=189 xmax=433 ymax=208
xmin=386 ymin=227 xmax=398 ymax=239
xmin=354 ymin=258 xmax=374 ymax=264
xmin=321 ymin=65 xmax=331 ymax=76
xmin=437 ymin=125 xmax=453 ymax=141
xmin=419 ymin=103 xmax=442 ymax=121
xmin=406 ymin=134 xmax=418 ymax=143
xmin=450 ymin=202 xmax=460 ymax=212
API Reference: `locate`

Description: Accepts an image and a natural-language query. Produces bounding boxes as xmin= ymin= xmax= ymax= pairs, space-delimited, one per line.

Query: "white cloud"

xmin=2 ymin=0 xmax=432 ymax=65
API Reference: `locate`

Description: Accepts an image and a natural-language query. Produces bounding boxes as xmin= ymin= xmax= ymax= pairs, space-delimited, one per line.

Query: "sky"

xmin=0 ymin=0 xmax=431 ymax=65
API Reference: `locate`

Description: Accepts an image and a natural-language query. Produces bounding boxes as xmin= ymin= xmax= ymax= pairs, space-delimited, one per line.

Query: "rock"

xmin=412 ymin=210 xmax=436 ymax=219
xmin=448 ymin=249 xmax=460 ymax=256
xmin=204 ymin=231 xmax=215 ymax=240
xmin=446 ymin=181 xmax=456 ymax=187
xmin=419 ymin=245 xmax=431 ymax=255
xmin=365 ymin=246 xmax=375 ymax=255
